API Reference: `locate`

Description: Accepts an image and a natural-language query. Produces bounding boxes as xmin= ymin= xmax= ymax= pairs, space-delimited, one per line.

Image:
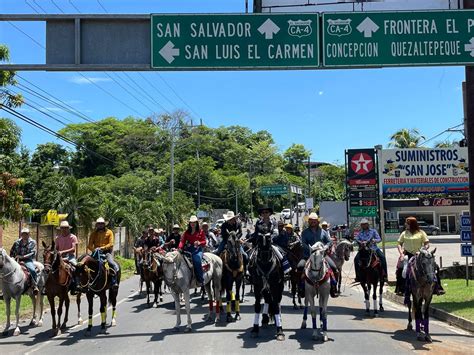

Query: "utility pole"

xmin=235 ymin=189 xmax=238 ymax=214
xmin=465 ymin=0 xmax=474 ymax=247
xmin=170 ymin=132 xmax=175 ymax=202
xmin=307 ymin=155 xmax=311 ymax=203
xmin=197 ymin=149 xmax=201 ymax=207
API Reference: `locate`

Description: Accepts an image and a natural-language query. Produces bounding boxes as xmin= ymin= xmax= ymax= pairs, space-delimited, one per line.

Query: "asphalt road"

xmin=0 ymin=274 xmax=471 ymax=355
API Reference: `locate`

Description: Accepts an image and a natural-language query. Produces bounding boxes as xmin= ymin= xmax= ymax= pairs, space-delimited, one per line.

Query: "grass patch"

xmin=431 ymin=279 xmax=474 ymax=321
xmin=382 ymin=241 xmax=399 ymax=248
xmin=116 ymin=255 xmax=136 ymax=281
xmin=0 ymin=295 xmax=43 ymax=324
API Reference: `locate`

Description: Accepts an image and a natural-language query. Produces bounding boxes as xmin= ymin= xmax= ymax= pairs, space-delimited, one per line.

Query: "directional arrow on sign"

xmin=356 ymin=17 xmax=379 ymax=38
xmin=465 ymin=37 xmax=474 ymax=57
xmin=258 ymin=18 xmax=280 ymax=40
xmin=159 ymin=41 xmax=180 ymax=64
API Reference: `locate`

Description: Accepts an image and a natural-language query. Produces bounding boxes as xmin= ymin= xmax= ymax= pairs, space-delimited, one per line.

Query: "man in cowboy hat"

xmin=164 ymin=224 xmax=181 ymax=251
xmin=273 ymin=223 xmax=291 ymax=249
xmin=215 ymin=211 xmax=242 ymax=255
xmin=202 ymin=222 xmax=218 ymax=250
xmin=300 ymin=213 xmax=339 ymax=297
xmin=10 ymin=227 xmax=39 ymax=294
xmin=87 ymin=217 xmax=120 ymax=289
xmin=354 ymin=218 xmax=388 ymax=283
xmin=55 ymin=221 xmax=78 ymax=265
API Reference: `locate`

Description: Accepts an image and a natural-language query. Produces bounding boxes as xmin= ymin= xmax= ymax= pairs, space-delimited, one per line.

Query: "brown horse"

xmin=287 ymin=240 xmax=304 ymax=309
xmin=75 ymin=251 xmax=120 ymax=336
xmin=141 ymin=248 xmax=164 ymax=307
xmin=42 ymin=241 xmax=82 ymax=337
xmin=134 ymin=246 xmax=145 ymax=294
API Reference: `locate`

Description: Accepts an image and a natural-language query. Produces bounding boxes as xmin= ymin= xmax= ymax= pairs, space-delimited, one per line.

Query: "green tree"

xmin=283 ymin=143 xmax=311 ymax=177
xmin=0 ymin=44 xmax=23 ymax=108
xmin=388 ymin=128 xmax=425 ymax=148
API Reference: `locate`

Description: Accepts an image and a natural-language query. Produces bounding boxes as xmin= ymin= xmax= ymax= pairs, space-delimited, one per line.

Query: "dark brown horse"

xmin=42 ymin=241 xmax=82 ymax=337
xmin=75 ymin=251 xmax=120 ymax=336
xmin=287 ymin=240 xmax=304 ymax=309
xmin=141 ymin=248 xmax=164 ymax=307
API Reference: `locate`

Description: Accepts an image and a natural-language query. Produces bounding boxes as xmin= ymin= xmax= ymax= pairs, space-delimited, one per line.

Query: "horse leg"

xmin=379 ymin=278 xmax=384 ymax=312
xmin=262 ymin=303 xmax=270 ymax=327
xmin=301 ymin=284 xmax=308 ymax=329
xmin=407 ymin=294 xmax=413 ymax=331
xmin=362 ymin=283 xmax=370 ymax=314
xmin=153 ymin=279 xmax=159 ymax=307
xmin=291 ymin=278 xmax=298 ymax=310
xmin=99 ymin=293 xmax=107 ymax=334
xmin=320 ymin=287 xmax=329 ymax=342
xmin=29 ymin=293 xmax=37 ymax=327
xmin=205 ymin=282 xmax=215 ymax=323
xmin=110 ymin=287 xmax=118 ymax=327
xmin=47 ymin=295 xmax=57 ymax=336
xmin=85 ymin=292 xmax=94 ymax=336
xmin=250 ymin=292 xmax=261 ymax=338
xmin=37 ymin=293 xmax=44 ymax=327
xmin=2 ymin=296 xmax=11 ymax=336
xmin=373 ymin=282 xmax=378 ymax=317
xmin=77 ymin=293 xmax=83 ymax=325
xmin=183 ymin=289 xmax=193 ymax=332
xmin=172 ymin=291 xmax=181 ymax=331
xmin=13 ymin=295 xmax=21 ymax=336
xmin=415 ymin=298 xmax=424 ymax=341
xmin=311 ymin=296 xmax=318 ymax=341
xmin=337 ymin=269 xmax=342 ymax=294
xmin=146 ymin=279 xmax=151 ymax=306
xmin=57 ymin=296 xmax=64 ymax=334
xmin=234 ymin=277 xmax=242 ymax=321
xmin=274 ymin=303 xmax=285 ymax=341
xmin=424 ymin=296 xmax=433 ymax=343
xmin=61 ymin=294 xmax=70 ymax=329
xmin=159 ymin=279 xmax=163 ymax=303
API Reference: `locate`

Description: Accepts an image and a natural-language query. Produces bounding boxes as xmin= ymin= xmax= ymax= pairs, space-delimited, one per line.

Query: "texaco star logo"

xmin=351 ymin=153 xmax=374 ymax=174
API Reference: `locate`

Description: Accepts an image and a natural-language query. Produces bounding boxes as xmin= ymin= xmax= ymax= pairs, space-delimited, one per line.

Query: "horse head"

xmin=42 ymin=240 xmax=56 ymax=274
xmin=416 ymin=248 xmax=437 ymax=284
xmin=0 ymin=247 xmax=6 ymax=269
xmin=337 ymin=240 xmax=353 ymax=261
xmin=308 ymin=244 xmax=326 ymax=281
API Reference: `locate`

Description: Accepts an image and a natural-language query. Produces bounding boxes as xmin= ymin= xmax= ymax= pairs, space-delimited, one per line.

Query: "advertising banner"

xmin=381 ymin=148 xmax=469 ymax=194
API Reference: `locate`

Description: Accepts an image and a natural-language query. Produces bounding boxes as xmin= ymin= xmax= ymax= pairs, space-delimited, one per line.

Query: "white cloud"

xmin=69 ymin=76 xmax=112 ymax=85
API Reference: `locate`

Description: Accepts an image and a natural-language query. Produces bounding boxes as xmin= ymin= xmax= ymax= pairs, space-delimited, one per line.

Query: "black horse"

xmin=356 ymin=240 xmax=384 ymax=316
xmin=248 ymin=233 xmax=285 ymax=341
xmin=220 ymin=231 xmax=244 ymax=322
xmin=75 ymin=251 xmax=121 ymax=336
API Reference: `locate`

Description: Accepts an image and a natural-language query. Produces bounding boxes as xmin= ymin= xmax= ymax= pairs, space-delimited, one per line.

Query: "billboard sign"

xmin=347 ymin=148 xmax=377 ymax=186
xmin=380 ymin=148 xmax=469 ymax=194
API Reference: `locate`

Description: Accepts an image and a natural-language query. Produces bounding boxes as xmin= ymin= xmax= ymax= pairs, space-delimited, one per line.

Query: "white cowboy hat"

xmin=308 ymin=212 xmax=319 ymax=220
xmin=20 ymin=227 xmax=30 ymax=234
xmin=96 ymin=217 xmax=106 ymax=224
xmin=321 ymin=221 xmax=329 ymax=226
xmin=360 ymin=218 xmax=370 ymax=224
xmin=172 ymin=224 xmax=180 ymax=229
xmin=157 ymin=228 xmax=164 ymax=233
xmin=59 ymin=220 xmax=72 ymax=229
xmin=189 ymin=215 xmax=198 ymax=223
xmin=153 ymin=228 xmax=160 ymax=233
xmin=223 ymin=211 xmax=236 ymax=221
xmin=202 ymin=222 xmax=209 ymax=226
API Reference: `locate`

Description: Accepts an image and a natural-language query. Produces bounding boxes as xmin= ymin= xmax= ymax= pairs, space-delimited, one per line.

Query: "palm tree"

xmin=56 ymin=176 xmax=98 ymax=234
xmin=434 ymin=140 xmax=457 ymax=148
xmin=388 ymin=128 xmax=425 ymax=148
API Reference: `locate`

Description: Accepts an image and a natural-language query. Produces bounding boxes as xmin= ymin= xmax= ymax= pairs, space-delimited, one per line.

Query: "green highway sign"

xmin=350 ymin=206 xmax=377 ymax=217
xmin=151 ymin=14 xmax=319 ymax=69
xmin=260 ymin=184 xmax=289 ymax=196
xmin=323 ymin=10 xmax=474 ymax=67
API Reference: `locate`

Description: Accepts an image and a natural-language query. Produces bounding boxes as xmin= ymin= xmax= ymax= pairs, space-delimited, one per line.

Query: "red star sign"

xmin=351 ymin=153 xmax=374 ymax=174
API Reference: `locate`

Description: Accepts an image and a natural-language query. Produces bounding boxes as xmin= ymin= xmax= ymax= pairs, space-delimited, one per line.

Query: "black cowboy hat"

xmin=257 ymin=206 xmax=273 ymax=215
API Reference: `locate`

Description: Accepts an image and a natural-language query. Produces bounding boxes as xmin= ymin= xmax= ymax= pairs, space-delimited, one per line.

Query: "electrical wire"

xmin=120 ymin=72 xmax=170 ymax=113
xmin=50 ymin=0 xmax=65 ymax=13
xmin=96 ymin=0 xmax=109 ymax=13
xmin=7 ymin=22 xmax=45 ymax=49
xmin=419 ymin=123 xmax=464 ymax=146
xmin=69 ymin=0 xmax=82 ymax=13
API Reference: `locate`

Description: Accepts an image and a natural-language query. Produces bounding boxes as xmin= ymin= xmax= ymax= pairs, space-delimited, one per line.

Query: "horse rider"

xmin=397 ymin=216 xmax=445 ymax=295
xmin=246 ymin=206 xmax=292 ymax=274
xmin=164 ymin=224 xmax=181 ymax=251
xmin=354 ymin=218 xmax=388 ymax=284
xmin=215 ymin=210 xmax=248 ymax=263
xmin=87 ymin=217 xmax=119 ymax=289
xmin=300 ymin=212 xmax=339 ymax=297
xmin=134 ymin=231 xmax=147 ymax=274
xmin=55 ymin=220 xmax=79 ymax=294
xmin=10 ymin=227 xmax=39 ymax=294
xmin=178 ymin=215 xmax=207 ymax=286
xmin=202 ymin=222 xmax=218 ymax=251
xmin=273 ymin=223 xmax=290 ymax=249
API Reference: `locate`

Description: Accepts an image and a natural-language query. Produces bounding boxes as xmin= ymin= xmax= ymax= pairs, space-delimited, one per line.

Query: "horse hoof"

xmin=184 ymin=327 xmax=192 ymax=333
xmin=37 ymin=320 xmax=43 ymax=327
xmin=425 ymin=335 xmax=432 ymax=343
xmin=29 ymin=320 xmax=37 ymax=327
xmin=323 ymin=335 xmax=329 ymax=342
xmin=379 ymin=306 xmax=384 ymax=312
xmin=160 ymin=297 xmax=163 ymax=303
xmin=60 ymin=323 xmax=67 ymax=330
xmin=417 ymin=333 xmax=424 ymax=341
xmin=299 ymin=305 xmax=304 ymax=309
xmin=407 ymin=324 xmax=413 ymax=331
xmin=99 ymin=328 xmax=107 ymax=335
xmin=78 ymin=318 xmax=83 ymax=325
xmin=234 ymin=314 xmax=241 ymax=321
xmin=301 ymin=322 xmax=307 ymax=329
xmin=111 ymin=319 xmax=117 ymax=327
xmin=276 ymin=333 xmax=285 ymax=341
xmin=2 ymin=330 xmax=8 ymax=337
xmin=13 ymin=328 xmax=20 ymax=336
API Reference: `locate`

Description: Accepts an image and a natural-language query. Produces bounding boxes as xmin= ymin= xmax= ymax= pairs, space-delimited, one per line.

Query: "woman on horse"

xmin=178 ymin=215 xmax=206 ymax=286
xmin=397 ymin=216 xmax=445 ymax=295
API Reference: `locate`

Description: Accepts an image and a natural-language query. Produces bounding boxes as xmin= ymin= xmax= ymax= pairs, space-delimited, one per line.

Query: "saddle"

xmin=182 ymin=252 xmax=211 ymax=273
xmin=19 ymin=262 xmax=41 ymax=294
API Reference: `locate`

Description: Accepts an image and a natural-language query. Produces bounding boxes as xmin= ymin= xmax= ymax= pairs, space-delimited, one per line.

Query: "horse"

xmin=42 ymin=241 xmax=83 ymax=336
xmin=329 ymin=239 xmax=353 ymax=294
xmin=240 ymin=239 xmax=252 ymax=303
xmin=158 ymin=250 xmax=223 ymax=332
xmin=141 ymin=248 xmax=164 ymax=307
xmin=286 ymin=239 xmax=304 ymax=309
xmin=133 ymin=246 xmax=145 ymax=294
xmin=301 ymin=242 xmax=331 ymax=341
xmin=0 ymin=248 xmax=46 ymax=336
xmin=74 ymin=251 xmax=121 ymax=336
xmin=405 ymin=248 xmax=437 ymax=342
xmin=248 ymin=233 xmax=285 ymax=341
xmin=220 ymin=231 xmax=244 ymax=322
xmin=356 ymin=240 xmax=384 ymax=316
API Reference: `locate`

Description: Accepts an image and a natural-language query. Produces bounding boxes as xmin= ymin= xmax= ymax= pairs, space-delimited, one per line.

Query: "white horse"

xmin=0 ymin=248 xmax=46 ymax=336
xmin=159 ymin=250 xmax=223 ymax=332
xmin=301 ymin=242 xmax=331 ymax=342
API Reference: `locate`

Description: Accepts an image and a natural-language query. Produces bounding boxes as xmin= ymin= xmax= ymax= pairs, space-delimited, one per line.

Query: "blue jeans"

xmin=64 ymin=254 xmax=77 ymax=266
xmin=186 ymin=246 xmax=204 ymax=284
xmin=24 ymin=260 xmax=37 ymax=284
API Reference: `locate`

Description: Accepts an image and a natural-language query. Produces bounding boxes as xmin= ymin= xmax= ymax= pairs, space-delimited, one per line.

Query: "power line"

xmin=419 ymin=123 xmax=464 ymax=146
xmin=121 ymin=72 xmax=170 ymax=113
xmin=137 ymin=72 xmax=178 ymax=110
xmin=96 ymin=0 xmax=109 ymax=13
xmin=69 ymin=0 xmax=82 ymax=13
xmin=7 ymin=22 xmax=45 ymax=49
xmin=24 ymin=0 xmax=41 ymax=14
xmin=50 ymin=0 xmax=65 ymax=13
xmin=32 ymin=0 xmax=48 ymax=13
xmin=104 ymin=73 xmax=154 ymax=114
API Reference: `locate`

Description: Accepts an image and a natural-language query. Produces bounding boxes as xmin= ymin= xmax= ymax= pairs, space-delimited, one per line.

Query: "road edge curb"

xmin=383 ymin=290 xmax=474 ymax=333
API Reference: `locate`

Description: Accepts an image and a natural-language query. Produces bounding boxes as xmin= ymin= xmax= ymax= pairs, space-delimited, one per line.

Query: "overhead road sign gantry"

xmin=323 ymin=10 xmax=474 ymax=68
xmin=151 ymin=13 xmax=319 ymax=69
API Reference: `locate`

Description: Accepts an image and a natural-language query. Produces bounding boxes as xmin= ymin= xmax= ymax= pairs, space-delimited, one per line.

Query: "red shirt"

xmin=178 ymin=229 xmax=206 ymax=249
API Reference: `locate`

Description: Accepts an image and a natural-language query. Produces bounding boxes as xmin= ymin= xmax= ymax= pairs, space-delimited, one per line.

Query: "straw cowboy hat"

xmin=189 ymin=215 xmax=198 ymax=223
xmin=285 ymin=224 xmax=293 ymax=230
xmin=223 ymin=211 xmax=236 ymax=221
xmin=96 ymin=217 xmax=106 ymax=224
xmin=20 ymin=227 xmax=30 ymax=234
xmin=360 ymin=218 xmax=370 ymax=224
xmin=308 ymin=212 xmax=319 ymax=220
xmin=172 ymin=224 xmax=180 ymax=229
xmin=321 ymin=221 xmax=329 ymax=226
xmin=57 ymin=220 xmax=72 ymax=229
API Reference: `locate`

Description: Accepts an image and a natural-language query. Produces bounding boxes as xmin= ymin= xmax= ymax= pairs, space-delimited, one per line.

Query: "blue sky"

xmin=0 ymin=0 xmax=466 ymax=164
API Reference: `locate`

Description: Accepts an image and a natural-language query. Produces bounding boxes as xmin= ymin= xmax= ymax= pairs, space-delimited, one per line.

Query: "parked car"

xmin=281 ymin=208 xmax=293 ymax=220
xmin=399 ymin=221 xmax=440 ymax=235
